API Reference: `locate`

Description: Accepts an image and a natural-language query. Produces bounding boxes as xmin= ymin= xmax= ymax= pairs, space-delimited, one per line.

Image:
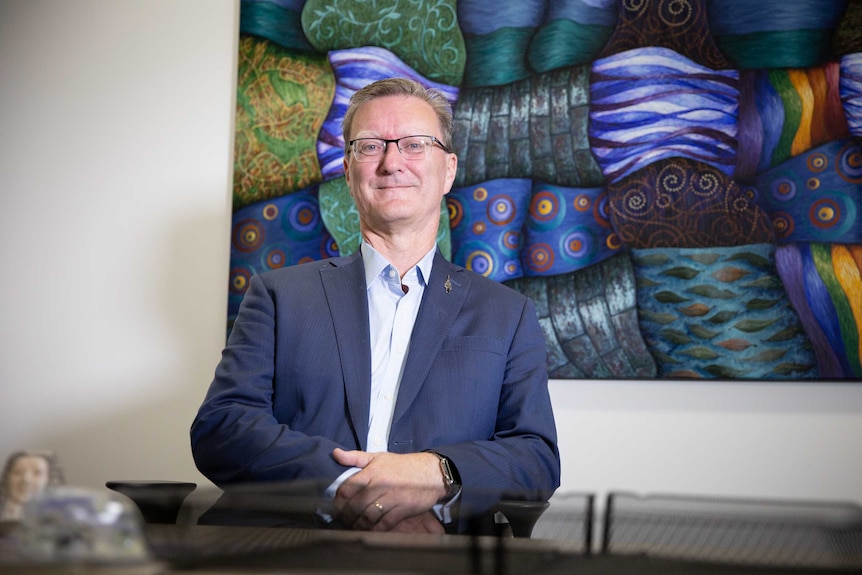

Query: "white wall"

xmin=1 ymin=0 xmax=861 ymax=510
xmin=551 ymin=380 xmax=862 ymax=507
xmin=0 ymin=0 xmax=237 ymax=489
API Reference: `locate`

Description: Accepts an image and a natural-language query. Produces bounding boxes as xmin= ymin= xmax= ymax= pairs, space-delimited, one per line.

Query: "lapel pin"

xmin=444 ymin=275 xmax=452 ymax=294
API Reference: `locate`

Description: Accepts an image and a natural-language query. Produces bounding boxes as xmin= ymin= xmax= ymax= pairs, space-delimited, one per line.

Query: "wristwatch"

xmin=429 ymin=451 xmax=460 ymax=501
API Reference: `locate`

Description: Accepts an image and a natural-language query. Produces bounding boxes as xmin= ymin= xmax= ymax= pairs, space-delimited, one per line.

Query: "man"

xmin=191 ymin=77 xmax=560 ymax=534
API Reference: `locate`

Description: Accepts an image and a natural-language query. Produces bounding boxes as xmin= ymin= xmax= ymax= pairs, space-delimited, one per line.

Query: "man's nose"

xmin=378 ymin=141 xmax=404 ymax=169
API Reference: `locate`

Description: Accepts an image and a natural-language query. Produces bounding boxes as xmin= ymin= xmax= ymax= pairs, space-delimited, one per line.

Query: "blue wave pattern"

xmin=589 ymin=47 xmax=740 ymax=184
xmin=546 ymin=0 xmax=616 ymax=26
xmin=707 ymin=0 xmax=848 ymax=35
xmin=455 ymin=0 xmax=545 ymax=36
xmin=840 ymin=53 xmax=862 ymax=137
xmin=707 ymin=0 xmax=849 ymax=69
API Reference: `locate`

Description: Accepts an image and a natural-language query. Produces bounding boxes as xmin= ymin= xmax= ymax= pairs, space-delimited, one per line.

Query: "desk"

xmin=2 ymin=523 xmax=858 ymax=574
xmin=4 ymin=488 xmax=860 ymax=574
xmin=144 ymin=524 xmax=856 ymax=574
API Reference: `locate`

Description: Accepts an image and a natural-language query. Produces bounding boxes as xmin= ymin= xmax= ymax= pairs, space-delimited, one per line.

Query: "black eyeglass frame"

xmin=347 ymin=135 xmax=450 ymax=161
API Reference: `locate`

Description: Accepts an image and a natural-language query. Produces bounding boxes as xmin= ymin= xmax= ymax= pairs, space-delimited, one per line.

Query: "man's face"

xmin=344 ymin=95 xmax=457 ymax=236
xmin=7 ymin=455 xmax=49 ymax=504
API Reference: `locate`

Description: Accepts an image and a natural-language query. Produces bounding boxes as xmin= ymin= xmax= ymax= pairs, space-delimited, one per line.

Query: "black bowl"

xmin=106 ymin=480 xmax=196 ymax=524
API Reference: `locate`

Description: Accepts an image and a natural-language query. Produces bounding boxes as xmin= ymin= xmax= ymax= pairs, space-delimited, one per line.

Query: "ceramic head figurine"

xmin=0 ymin=450 xmax=65 ymax=521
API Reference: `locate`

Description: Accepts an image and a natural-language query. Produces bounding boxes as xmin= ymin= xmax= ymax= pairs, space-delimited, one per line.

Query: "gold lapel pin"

xmin=444 ymin=275 xmax=452 ymax=294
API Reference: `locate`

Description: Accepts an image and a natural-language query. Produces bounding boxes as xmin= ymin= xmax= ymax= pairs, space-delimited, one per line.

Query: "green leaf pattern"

xmin=302 ymin=0 xmax=465 ymax=85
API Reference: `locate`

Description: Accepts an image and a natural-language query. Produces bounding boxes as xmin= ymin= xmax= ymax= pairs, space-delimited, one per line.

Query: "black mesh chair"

xmin=601 ymin=491 xmax=862 ymax=571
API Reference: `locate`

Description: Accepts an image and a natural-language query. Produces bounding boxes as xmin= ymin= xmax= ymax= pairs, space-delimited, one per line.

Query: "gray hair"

xmin=342 ymin=77 xmax=454 ymax=154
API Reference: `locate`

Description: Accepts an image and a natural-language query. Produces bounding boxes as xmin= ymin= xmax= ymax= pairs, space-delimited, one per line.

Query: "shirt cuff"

xmin=317 ymin=467 xmax=361 ymax=522
xmin=432 ymin=487 xmax=461 ymax=524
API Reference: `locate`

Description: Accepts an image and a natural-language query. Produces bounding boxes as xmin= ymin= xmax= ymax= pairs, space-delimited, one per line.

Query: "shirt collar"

xmin=361 ymin=242 xmax=436 ymax=288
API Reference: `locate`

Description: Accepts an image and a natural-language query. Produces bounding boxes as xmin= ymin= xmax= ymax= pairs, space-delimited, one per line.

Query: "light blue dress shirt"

xmin=363 ymin=241 xmax=432 ymax=452
xmin=324 ymin=242 xmax=459 ymax=522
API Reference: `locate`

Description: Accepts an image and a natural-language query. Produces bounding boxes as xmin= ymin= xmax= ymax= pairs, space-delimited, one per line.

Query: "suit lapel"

xmin=392 ymin=253 xmax=469 ymax=426
xmin=320 ymin=252 xmax=371 ymax=450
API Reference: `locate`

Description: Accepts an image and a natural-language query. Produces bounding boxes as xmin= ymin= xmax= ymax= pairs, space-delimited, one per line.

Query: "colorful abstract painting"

xmin=227 ymin=0 xmax=862 ymax=381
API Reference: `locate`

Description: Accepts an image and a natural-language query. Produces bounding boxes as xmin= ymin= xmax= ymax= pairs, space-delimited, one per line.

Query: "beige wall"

xmin=1 ymin=0 xmax=861 ymax=508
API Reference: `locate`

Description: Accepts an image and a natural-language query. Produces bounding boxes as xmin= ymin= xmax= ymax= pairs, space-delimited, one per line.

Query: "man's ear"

xmin=443 ymin=152 xmax=457 ymax=195
xmin=343 ymin=157 xmax=354 ymax=197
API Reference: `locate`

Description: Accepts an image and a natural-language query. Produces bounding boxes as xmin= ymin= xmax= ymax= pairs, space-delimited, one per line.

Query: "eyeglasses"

xmin=348 ymin=135 xmax=450 ymax=162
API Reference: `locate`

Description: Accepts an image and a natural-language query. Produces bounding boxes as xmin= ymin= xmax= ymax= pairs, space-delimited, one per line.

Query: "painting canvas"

xmin=226 ymin=0 xmax=862 ymax=381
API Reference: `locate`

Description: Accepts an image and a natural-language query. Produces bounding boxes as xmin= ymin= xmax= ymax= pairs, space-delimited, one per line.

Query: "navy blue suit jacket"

xmin=191 ymin=250 xmax=560 ymax=499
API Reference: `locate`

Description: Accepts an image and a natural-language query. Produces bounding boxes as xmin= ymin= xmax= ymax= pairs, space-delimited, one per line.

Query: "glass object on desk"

xmin=16 ymin=486 xmax=151 ymax=564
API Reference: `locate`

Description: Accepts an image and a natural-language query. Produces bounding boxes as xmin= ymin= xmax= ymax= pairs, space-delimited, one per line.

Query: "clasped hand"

xmin=331 ymin=448 xmax=447 ymax=533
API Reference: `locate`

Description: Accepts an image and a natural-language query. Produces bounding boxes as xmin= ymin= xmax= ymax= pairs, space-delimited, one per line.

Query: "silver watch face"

xmin=440 ymin=457 xmax=456 ymax=486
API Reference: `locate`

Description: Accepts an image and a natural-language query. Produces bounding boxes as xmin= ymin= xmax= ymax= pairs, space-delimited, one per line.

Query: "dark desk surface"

xmin=1 ymin=523 xmax=857 ymax=574
xmin=142 ymin=524 xmax=856 ymax=575
xmin=4 ymin=488 xmax=860 ymax=574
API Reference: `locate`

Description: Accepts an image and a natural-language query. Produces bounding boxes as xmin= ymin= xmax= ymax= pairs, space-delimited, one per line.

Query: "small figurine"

xmin=0 ymin=450 xmax=65 ymax=521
